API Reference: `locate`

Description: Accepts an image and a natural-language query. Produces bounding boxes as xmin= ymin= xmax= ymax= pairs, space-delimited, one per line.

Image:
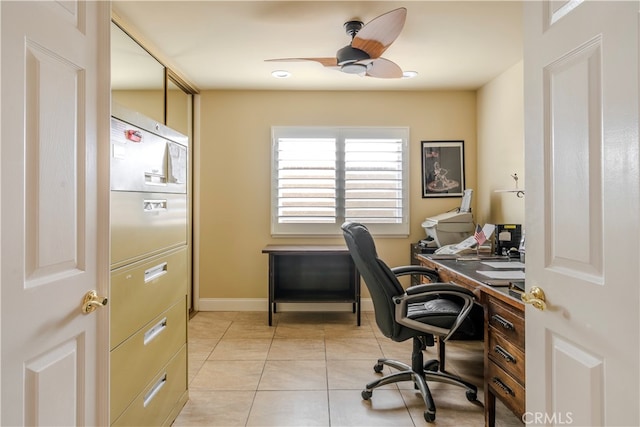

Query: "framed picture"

xmin=421 ymin=140 xmax=465 ymax=198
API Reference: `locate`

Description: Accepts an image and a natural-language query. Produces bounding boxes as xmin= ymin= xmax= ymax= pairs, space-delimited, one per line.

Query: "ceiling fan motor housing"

xmin=337 ymin=19 xmax=369 ymax=68
xmin=336 ymin=45 xmax=370 ymax=66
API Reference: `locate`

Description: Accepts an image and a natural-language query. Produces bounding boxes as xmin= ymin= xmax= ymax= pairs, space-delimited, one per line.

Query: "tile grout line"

xmin=244 ymin=316 xmax=272 ymax=427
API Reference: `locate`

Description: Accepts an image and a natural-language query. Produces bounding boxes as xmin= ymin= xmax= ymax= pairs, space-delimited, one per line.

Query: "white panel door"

xmin=1 ymin=1 xmax=110 ymax=425
xmin=523 ymin=1 xmax=639 ymax=425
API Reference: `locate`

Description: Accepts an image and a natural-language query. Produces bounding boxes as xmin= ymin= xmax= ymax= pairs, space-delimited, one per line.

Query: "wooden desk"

xmin=416 ymin=255 xmax=525 ymax=427
xmin=262 ymin=245 xmax=361 ymax=326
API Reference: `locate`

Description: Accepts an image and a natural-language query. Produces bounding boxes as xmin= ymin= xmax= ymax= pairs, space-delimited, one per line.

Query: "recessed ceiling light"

xmin=271 ymin=70 xmax=291 ymax=79
xmin=402 ymin=71 xmax=418 ymax=79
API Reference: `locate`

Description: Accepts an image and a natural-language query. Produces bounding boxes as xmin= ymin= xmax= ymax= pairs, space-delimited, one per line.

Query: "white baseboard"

xmin=198 ymin=298 xmax=374 ymax=312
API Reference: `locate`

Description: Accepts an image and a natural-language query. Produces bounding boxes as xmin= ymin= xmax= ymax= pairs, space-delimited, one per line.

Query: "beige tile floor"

xmin=173 ymin=310 xmax=523 ymax=427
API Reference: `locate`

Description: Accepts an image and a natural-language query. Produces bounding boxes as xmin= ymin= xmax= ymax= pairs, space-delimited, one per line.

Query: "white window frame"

xmin=271 ymin=126 xmax=410 ymax=237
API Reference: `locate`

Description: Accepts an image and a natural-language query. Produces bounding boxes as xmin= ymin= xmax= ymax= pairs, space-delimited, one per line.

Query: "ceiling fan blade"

xmin=265 ymin=57 xmax=338 ymax=67
xmin=352 ymin=7 xmax=407 ymax=59
xmin=364 ymin=58 xmax=403 ymax=79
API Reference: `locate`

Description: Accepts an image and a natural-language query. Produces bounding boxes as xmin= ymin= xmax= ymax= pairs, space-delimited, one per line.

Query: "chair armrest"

xmin=391 ymin=265 xmax=440 ymax=283
xmin=404 ymin=282 xmax=475 ymax=298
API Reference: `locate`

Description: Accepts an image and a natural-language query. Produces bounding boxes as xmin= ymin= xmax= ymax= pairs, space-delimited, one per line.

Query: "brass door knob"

xmin=521 ymin=286 xmax=546 ymax=311
xmin=81 ymin=290 xmax=108 ymax=314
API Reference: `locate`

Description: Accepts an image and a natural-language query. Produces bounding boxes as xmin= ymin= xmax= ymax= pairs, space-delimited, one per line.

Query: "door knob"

xmin=521 ymin=286 xmax=546 ymax=311
xmin=81 ymin=290 xmax=108 ymax=314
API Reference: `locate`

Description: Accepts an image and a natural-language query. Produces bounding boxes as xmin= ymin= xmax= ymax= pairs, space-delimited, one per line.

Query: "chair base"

xmin=361 ymin=338 xmax=478 ymax=423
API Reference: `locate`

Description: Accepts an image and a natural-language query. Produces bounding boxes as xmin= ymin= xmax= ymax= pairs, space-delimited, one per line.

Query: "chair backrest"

xmin=341 ymin=222 xmax=407 ymax=338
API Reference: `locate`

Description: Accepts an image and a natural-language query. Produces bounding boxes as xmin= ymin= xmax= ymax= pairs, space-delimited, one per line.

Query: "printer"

xmin=421 ymin=189 xmax=475 ymax=248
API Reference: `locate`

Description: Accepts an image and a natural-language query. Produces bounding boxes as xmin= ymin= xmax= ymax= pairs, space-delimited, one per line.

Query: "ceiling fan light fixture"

xmin=402 ymin=70 xmax=418 ymax=79
xmin=341 ymin=62 xmax=368 ymax=74
xmin=271 ymin=70 xmax=291 ymax=79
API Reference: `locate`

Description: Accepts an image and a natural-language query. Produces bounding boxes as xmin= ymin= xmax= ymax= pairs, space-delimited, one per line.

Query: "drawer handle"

xmin=492 ymin=377 xmax=514 ymax=396
xmin=143 ymin=199 xmax=167 ymax=212
xmin=494 ymin=344 xmax=516 ymax=363
xmin=144 ymin=317 xmax=167 ymax=345
xmin=144 ymin=171 xmax=167 ymax=185
xmin=143 ymin=373 xmax=167 ymax=407
xmin=492 ymin=314 xmax=514 ymax=330
xmin=144 ymin=262 xmax=168 ymax=283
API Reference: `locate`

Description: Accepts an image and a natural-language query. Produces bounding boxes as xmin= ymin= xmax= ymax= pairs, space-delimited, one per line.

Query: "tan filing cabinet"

xmin=110 ymin=107 xmax=189 ymax=426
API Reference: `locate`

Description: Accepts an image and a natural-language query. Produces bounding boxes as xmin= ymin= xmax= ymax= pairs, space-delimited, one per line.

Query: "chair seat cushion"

xmin=407 ymin=298 xmax=483 ymax=339
xmin=407 ymin=298 xmax=462 ymax=329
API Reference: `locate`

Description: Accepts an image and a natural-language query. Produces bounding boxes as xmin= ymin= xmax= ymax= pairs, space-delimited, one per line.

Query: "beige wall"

xmin=197 ymin=90 xmax=477 ymax=300
xmin=476 ymin=61 xmax=525 ymax=226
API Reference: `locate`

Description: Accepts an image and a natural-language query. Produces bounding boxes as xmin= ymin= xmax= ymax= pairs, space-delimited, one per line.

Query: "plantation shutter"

xmin=275 ymin=136 xmax=337 ymax=224
xmin=271 ymin=127 xmax=408 ymax=236
xmin=344 ymin=137 xmax=404 ymax=224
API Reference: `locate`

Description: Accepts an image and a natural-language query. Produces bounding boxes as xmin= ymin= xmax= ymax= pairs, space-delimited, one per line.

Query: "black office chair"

xmin=341 ymin=222 xmax=479 ymax=423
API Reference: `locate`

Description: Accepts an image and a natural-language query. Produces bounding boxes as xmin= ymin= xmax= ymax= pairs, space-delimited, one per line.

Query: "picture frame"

xmin=421 ymin=140 xmax=465 ymax=198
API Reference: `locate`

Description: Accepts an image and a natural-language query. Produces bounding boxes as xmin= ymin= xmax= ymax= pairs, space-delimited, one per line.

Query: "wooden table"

xmin=416 ymin=254 xmax=526 ymax=426
xmin=262 ymin=245 xmax=361 ymax=326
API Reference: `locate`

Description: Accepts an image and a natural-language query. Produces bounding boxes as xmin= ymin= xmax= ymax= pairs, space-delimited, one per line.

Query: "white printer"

xmin=421 ymin=189 xmax=475 ymax=247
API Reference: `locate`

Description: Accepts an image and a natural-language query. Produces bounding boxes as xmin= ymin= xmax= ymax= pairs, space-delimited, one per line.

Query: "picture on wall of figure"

xmin=421 ymin=140 xmax=465 ymax=198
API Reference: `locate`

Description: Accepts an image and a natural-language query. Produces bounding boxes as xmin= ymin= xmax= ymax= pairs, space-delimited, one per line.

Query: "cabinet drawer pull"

xmin=143 ymin=373 xmax=167 ymax=407
xmin=492 ymin=377 xmax=514 ymax=396
xmin=492 ymin=314 xmax=514 ymax=330
xmin=144 ymin=262 xmax=168 ymax=283
xmin=494 ymin=344 xmax=516 ymax=363
xmin=144 ymin=317 xmax=167 ymax=345
xmin=144 ymin=171 xmax=167 ymax=185
xmin=143 ymin=199 xmax=167 ymax=212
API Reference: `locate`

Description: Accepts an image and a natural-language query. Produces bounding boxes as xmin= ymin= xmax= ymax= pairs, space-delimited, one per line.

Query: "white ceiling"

xmin=111 ymin=1 xmax=523 ymax=92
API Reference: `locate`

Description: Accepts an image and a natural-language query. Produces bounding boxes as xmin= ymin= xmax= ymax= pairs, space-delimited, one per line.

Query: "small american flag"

xmin=474 ymin=224 xmax=487 ymax=246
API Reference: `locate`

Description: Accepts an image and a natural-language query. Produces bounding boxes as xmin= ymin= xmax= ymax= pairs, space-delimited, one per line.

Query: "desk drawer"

xmin=487 ymin=361 xmax=525 ymax=418
xmin=487 ymin=296 xmax=525 ymax=349
xmin=111 ymin=345 xmax=187 ymax=427
xmin=111 ymin=247 xmax=187 ymax=348
xmin=110 ymin=299 xmax=186 ymax=421
xmin=488 ymin=327 xmax=525 ymax=382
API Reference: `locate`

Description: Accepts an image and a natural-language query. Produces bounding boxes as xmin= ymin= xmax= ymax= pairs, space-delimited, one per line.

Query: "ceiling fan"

xmin=266 ymin=7 xmax=407 ymax=79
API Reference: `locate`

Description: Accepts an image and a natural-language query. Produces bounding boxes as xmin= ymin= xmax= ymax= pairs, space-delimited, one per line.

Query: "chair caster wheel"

xmin=361 ymin=390 xmax=372 ymax=400
xmin=424 ymin=410 xmax=436 ymax=423
xmin=424 ymin=360 xmax=439 ymax=372
xmin=466 ymin=390 xmax=477 ymax=401
xmin=373 ymin=363 xmax=384 ymax=373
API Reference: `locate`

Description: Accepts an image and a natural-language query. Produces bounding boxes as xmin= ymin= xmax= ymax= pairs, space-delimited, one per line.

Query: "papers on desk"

xmin=481 ymin=261 xmax=525 ymax=269
xmin=476 ymin=270 xmax=525 ymax=280
xmin=476 ymin=260 xmax=525 ymax=281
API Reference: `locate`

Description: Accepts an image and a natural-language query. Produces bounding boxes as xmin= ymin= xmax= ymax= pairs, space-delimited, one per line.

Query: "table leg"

xmin=485 ymin=388 xmax=496 ymax=427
